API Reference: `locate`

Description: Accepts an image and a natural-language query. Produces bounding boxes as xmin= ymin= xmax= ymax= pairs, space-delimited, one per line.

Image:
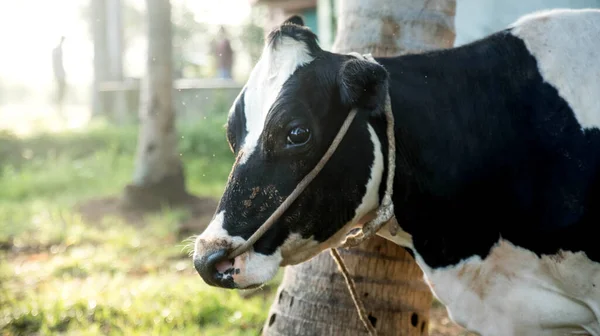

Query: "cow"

xmin=193 ymin=8 xmax=600 ymax=336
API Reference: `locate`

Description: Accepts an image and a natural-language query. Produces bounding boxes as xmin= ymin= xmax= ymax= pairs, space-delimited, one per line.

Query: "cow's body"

xmin=193 ymin=8 xmax=600 ymax=336
xmin=376 ymin=9 xmax=600 ymax=335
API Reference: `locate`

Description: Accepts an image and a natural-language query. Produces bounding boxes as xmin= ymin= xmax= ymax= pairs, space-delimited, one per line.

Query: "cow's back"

xmin=510 ymin=8 xmax=600 ymax=130
xmin=399 ymin=8 xmax=600 ymax=336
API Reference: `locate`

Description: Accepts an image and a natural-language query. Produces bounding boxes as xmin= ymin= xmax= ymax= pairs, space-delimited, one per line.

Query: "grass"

xmin=0 ymin=115 xmax=281 ymax=336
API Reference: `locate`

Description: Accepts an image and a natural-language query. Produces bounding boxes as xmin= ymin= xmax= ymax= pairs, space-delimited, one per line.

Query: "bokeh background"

xmin=1 ymin=1 xmax=599 ymax=335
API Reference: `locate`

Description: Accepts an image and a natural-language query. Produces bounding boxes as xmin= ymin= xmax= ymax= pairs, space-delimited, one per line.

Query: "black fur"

xmin=266 ymin=16 xmax=321 ymax=57
xmin=219 ymin=17 xmax=600 ymax=272
xmin=226 ymin=90 xmax=247 ymax=154
xmin=375 ymin=30 xmax=600 ymax=268
xmin=220 ymin=52 xmax=375 ymax=255
xmin=338 ymin=58 xmax=389 ymax=115
xmin=283 ymin=15 xmax=305 ymax=27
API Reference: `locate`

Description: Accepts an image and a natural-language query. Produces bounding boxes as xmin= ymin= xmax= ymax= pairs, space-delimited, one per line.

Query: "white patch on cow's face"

xmin=216 ymin=248 xmax=282 ymax=289
xmin=194 ymin=211 xmax=283 ymax=289
xmin=353 ymin=124 xmax=384 ymax=222
xmin=237 ymin=37 xmax=315 ymax=165
xmin=194 ymin=211 xmax=243 ymax=249
xmin=510 ymin=8 xmax=600 ymax=130
xmin=414 ymin=239 xmax=600 ymax=335
xmin=194 ymin=211 xmax=244 ymax=250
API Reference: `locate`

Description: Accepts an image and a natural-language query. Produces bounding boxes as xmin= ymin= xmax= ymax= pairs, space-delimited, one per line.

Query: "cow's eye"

xmin=287 ymin=127 xmax=311 ymax=146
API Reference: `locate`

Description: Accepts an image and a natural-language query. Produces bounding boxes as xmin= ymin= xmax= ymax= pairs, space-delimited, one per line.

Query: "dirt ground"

xmin=75 ymin=196 xmax=474 ymax=336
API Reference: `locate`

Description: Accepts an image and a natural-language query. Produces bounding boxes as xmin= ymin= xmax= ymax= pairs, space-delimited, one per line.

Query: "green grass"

xmin=0 ymin=117 xmax=280 ymax=335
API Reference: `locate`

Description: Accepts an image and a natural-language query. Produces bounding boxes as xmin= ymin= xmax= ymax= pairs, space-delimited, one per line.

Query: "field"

xmin=0 ymin=112 xmax=471 ymax=335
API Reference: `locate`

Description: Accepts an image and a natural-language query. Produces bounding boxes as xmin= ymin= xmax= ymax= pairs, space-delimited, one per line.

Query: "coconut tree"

xmin=261 ymin=0 xmax=456 ymax=335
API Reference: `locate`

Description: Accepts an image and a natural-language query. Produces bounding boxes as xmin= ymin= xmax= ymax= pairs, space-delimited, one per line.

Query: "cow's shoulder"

xmin=396 ymin=6 xmax=600 ymax=268
xmin=415 ymin=239 xmax=600 ymax=336
xmin=509 ymin=8 xmax=600 ymax=130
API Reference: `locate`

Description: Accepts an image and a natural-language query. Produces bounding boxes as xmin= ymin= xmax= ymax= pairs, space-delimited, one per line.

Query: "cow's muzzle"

xmin=193 ymin=248 xmax=236 ymax=289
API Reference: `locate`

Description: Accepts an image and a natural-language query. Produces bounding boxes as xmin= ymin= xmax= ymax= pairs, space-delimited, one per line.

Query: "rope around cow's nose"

xmin=226 ymin=53 xmax=397 ymax=336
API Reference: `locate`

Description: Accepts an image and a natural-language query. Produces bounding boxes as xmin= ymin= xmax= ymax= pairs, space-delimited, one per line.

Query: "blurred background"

xmin=1 ymin=0 xmax=599 ymax=335
xmin=3 ymin=0 xmax=600 ymax=135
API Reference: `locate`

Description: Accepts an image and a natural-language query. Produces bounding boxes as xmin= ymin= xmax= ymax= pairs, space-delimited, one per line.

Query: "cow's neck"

xmin=369 ymin=31 xmax=552 ymax=268
xmin=376 ymin=39 xmax=526 ymax=196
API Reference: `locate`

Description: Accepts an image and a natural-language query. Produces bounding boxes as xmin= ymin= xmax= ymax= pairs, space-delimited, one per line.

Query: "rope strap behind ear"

xmin=340 ymin=53 xmax=399 ymax=248
xmin=330 ymin=53 xmax=397 ymax=336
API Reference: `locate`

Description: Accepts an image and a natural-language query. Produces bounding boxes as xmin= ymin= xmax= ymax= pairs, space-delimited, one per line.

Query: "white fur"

xmin=414 ymin=239 xmax=600 ymax=336
xmin=238 ymin=37 xmax=315 ymax=165
xmin=352 ymin=124 xmax=417 ymax=249
xmin=198 ymin=36 xmax=315 ymax=288
xmin=194 ymin=211 xmax=283 ymax=289
xmin=231 ymin=248 xmax=282 ymax=289
xmin=194 ymin=211 xmax=245 ymax=251
xmin=510 ymin=8 xmax=600 ymax=130
xmin=401 ymin=10 xmax=600 ymax=334
xmin=352 ymin=124 xmax=385 ymax=222
xmin=409 ymin=9 xmax=600 ymax=334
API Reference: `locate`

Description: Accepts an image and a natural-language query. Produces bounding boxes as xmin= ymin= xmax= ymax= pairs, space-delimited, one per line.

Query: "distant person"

xmin=211 ymin=27 xmax=233 ymax=79
xmin=52 ymin=36 xmax=66 ymax=113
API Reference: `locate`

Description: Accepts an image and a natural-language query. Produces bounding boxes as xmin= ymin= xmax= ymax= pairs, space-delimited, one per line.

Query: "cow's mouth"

xmin=213 ymin=252 xmax=254 ymax=288
xmin=193 ymin=245 xmax=282 ymax=290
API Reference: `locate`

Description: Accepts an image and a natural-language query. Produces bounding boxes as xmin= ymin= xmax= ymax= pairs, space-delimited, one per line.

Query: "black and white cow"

xmin=193 ymin=8 xmax=600 ymax=335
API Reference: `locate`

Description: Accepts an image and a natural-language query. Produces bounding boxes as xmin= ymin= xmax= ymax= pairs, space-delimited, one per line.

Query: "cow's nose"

xmin=193 ymin=248 xmax=236 ymax=289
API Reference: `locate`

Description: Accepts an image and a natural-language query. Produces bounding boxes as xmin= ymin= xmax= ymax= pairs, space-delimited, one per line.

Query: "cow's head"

xmin=193 ymin=16 xmax=390 ymax=289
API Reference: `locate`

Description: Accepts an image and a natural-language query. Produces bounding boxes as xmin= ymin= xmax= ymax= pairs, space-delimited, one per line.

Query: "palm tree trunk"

xmin=122 ymin=0 xmax=190 ymax=210
xmin=261 ymin=1 xmax=456 ymax=335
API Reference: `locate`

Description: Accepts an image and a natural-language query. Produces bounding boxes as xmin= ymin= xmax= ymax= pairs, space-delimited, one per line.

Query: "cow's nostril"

xmin=193 ymin=249 xmax=236 ymax=289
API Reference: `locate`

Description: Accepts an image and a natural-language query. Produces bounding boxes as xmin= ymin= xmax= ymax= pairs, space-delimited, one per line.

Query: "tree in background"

xmin=90 ymin=0 xmax=108 ymax=117
xmin=261 ymin=0 xmax=456 ymax=335
xmin=238 ymin=6 xmax=267 ymax=65
xmin=121 ymin=0 xmax=191 ymax=210
xmin=172 ymin=3 xmax=209 ymax=78
xmin=88 ymin=0 xmax=266 ymax=82
xmin=87 ymin=0 xmax=266 ymax=209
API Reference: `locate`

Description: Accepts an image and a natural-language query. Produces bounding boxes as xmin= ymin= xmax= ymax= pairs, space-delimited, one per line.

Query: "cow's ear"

xmin=338 ymin=58 xmax=389 ymax=115
xmin=282 ymin=15 xmax=304 ymax=26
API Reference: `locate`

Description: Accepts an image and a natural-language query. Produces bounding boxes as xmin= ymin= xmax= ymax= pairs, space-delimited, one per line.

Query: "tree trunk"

xmin=91 ymin=0 xmax=108 ymax=117
xmin=122 ymin=0 xmax=190 ymax=210
xmin=261 ymin=1 xmax=456 ymax=335
xmin=105 ymin=0 xmax=128 ymax=124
